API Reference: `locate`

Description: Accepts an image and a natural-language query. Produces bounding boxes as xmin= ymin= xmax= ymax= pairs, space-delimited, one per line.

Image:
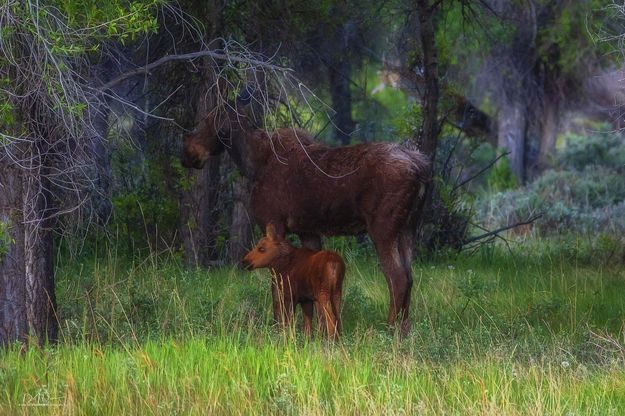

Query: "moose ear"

xmin=214 ymin=111 xmax=232 ymax=138
xmin=236 ymin=84 xmax=256 ymax=107
xmin=236 ymin=84 xmax=264 ymax=128
xmin=266 ymin=223 xmax=277 ymax=241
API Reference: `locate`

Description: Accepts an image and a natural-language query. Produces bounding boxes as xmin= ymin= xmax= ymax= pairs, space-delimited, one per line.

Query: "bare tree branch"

xmin=99 ymin=49 xmax=293 ymax=92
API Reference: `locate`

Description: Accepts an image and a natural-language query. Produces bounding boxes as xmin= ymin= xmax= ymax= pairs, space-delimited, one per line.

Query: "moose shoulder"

xmin=181 ymin=103 xmax=431 ymax=335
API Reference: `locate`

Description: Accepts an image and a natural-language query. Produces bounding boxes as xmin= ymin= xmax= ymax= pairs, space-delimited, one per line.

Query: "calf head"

xmin=242 ymin=224 xmax=289 ymax=270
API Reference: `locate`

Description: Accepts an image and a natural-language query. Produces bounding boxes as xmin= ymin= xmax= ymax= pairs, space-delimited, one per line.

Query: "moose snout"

xmin=180 ymin=152 xmax=193 ymax=168
xmin=181 ymin=153 xmax=204 ymax=169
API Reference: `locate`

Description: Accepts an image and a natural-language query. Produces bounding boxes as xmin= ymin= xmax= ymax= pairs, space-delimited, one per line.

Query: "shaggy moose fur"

xmin=242 ymin=224 xmax=345 ymax=337
xmin=182 ymin=104 xmax=430 ymax=334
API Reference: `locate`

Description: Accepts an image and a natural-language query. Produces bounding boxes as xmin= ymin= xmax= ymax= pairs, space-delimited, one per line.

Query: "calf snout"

xmin=240 ymin=256 xmax=253 ymax=271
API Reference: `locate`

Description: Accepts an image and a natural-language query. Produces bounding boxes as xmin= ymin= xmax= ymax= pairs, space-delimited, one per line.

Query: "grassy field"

xmin=2 ymin=237 xmax=625 ymax=415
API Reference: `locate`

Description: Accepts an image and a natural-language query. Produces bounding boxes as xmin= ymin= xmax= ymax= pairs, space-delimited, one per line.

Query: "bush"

xmin=486 ymin=155 xmax=518 ymax=192
xmin=395 ymin=106 xmax=474 ymax=252
xmin=418 ymin=133 xmax=478 ymax=252
xmin=477 ymin=128 xmax=625 ymax=236
xmin=420 ymin=175 xmax=472 ymax=251
xmin=557 ymin=129 xmax=625 ymax=172
xmin=108 ymin=129 xmax=183 ymax=252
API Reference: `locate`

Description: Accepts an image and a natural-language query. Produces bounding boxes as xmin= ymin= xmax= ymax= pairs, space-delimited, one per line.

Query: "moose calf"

xmin=242 ymin=224 xmax=345 ymax=338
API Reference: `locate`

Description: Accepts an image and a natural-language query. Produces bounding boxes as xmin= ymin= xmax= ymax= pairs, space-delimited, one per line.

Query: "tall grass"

xmin=2 ymin=237 xmax=625 ymax=414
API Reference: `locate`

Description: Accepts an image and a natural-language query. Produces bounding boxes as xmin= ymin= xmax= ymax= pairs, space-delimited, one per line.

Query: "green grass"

xmin=2 ymin=237 xmax=625 ymax=414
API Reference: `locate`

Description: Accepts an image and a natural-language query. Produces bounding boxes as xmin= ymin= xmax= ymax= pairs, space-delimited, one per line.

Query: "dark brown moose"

xmin=242 ymin=223 xmax=345 ymax=337
xmin=181 ymin=97 xmax=430 ymax=335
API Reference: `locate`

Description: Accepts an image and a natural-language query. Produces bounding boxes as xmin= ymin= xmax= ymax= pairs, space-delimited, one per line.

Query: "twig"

xmin=314 ymin=114 xmax=336 ymax=140
xmin=463 ymin=214 xmax=542 ymax=246
xmin=441 ymin=112 xmax=465 ymax=181
xmin=453 ymin=152 xmax=510 ymax=193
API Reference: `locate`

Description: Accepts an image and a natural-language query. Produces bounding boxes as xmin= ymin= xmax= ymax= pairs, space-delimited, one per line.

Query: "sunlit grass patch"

xmin=2 ymin=335 xmax=625 ymax=415
xmin=2 ymin=237 xmax=625 ymax=414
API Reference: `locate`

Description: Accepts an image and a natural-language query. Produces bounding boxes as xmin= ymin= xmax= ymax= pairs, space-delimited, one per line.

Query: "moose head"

xmin=181 ymin=84 xmax=261 ymax=169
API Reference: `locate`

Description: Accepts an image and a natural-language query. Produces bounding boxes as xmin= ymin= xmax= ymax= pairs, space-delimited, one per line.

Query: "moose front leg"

xmin=299 ymin=233 xmax=322 ymax=250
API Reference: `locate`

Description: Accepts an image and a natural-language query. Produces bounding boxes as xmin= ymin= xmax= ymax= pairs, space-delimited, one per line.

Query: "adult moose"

xmin=181 ymin=90 xmax=431 ymax=335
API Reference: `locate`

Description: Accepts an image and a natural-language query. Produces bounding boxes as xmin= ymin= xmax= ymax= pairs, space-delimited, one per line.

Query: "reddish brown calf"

xmin=242 ymin=224 xmax=345 ymax=338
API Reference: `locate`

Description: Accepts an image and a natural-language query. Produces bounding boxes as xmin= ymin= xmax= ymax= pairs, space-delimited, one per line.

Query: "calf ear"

xmin=266 ymin=223 xmax=277 ymax=241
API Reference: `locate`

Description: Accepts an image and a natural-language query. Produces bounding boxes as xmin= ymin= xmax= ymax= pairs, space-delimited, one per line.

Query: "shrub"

xmin=487 ymin=155 xmax=518 ymax=192
xmin=476 ymin=128 xmax=625 ymax=236
xmin=395 ymin=105 xmax=475 ymax=252
xmin=420 ymin=175 xmax=472 ymax=251
xmin=557 ymin=128 xmax=625 ymax=172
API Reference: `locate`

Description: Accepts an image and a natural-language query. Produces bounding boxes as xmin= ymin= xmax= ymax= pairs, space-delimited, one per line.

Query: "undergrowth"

xmin=1 ymin=237 xmax=625 ymax=414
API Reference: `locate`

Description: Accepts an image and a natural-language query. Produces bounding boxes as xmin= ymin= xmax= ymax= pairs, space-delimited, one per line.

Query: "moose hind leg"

xmin=397 ymin=229 xmax=416 ymax=335
xmin=372 ymin=235 xmax=412 ymax=333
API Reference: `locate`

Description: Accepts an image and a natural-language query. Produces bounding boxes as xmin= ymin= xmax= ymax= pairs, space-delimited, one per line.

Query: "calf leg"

xmin=315 ymin=300 xmax=326 ymax=336
xmin=315 ymin=295 xmax=338 ymax=338
xmin=331 ymin=289 xmax=343 ymax=335
xmin=271 ymin=278 xmax=294 ymax=326
xmin=279 ymin=296 xmax=294 ymax=327
xmin=301 ymin=301 xmax=314 ymax=338
xmin=271 ymin=280 xmax=281 ymax=324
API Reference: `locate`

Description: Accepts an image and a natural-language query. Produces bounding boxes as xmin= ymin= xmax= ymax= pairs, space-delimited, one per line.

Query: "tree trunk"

xmin=537 ymin=98 xmax=559 ymax=172
xmin=228 ymin=174 xmax=253 ymax=263
xmin=329 ymin=24 xmax=355 ymax=145
xmin=416 ymin=0 xmax=440 ymax=159
xmin=180 ymin=61 xmax=222 ymax=268
xmin=414 ymin=0 xmax=441 ymax=248
xmin=88 ymin=102 xmax=113 ymax=225
xmin=180 ymin=156 xmax=221 ymax=267
xmin=0 ymin=165 xmax=57 ymax=345
xmin=176 ymin=4 xmax=226 ymax=267
xmin=497 ymin=100 xmax=527 ymax=181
